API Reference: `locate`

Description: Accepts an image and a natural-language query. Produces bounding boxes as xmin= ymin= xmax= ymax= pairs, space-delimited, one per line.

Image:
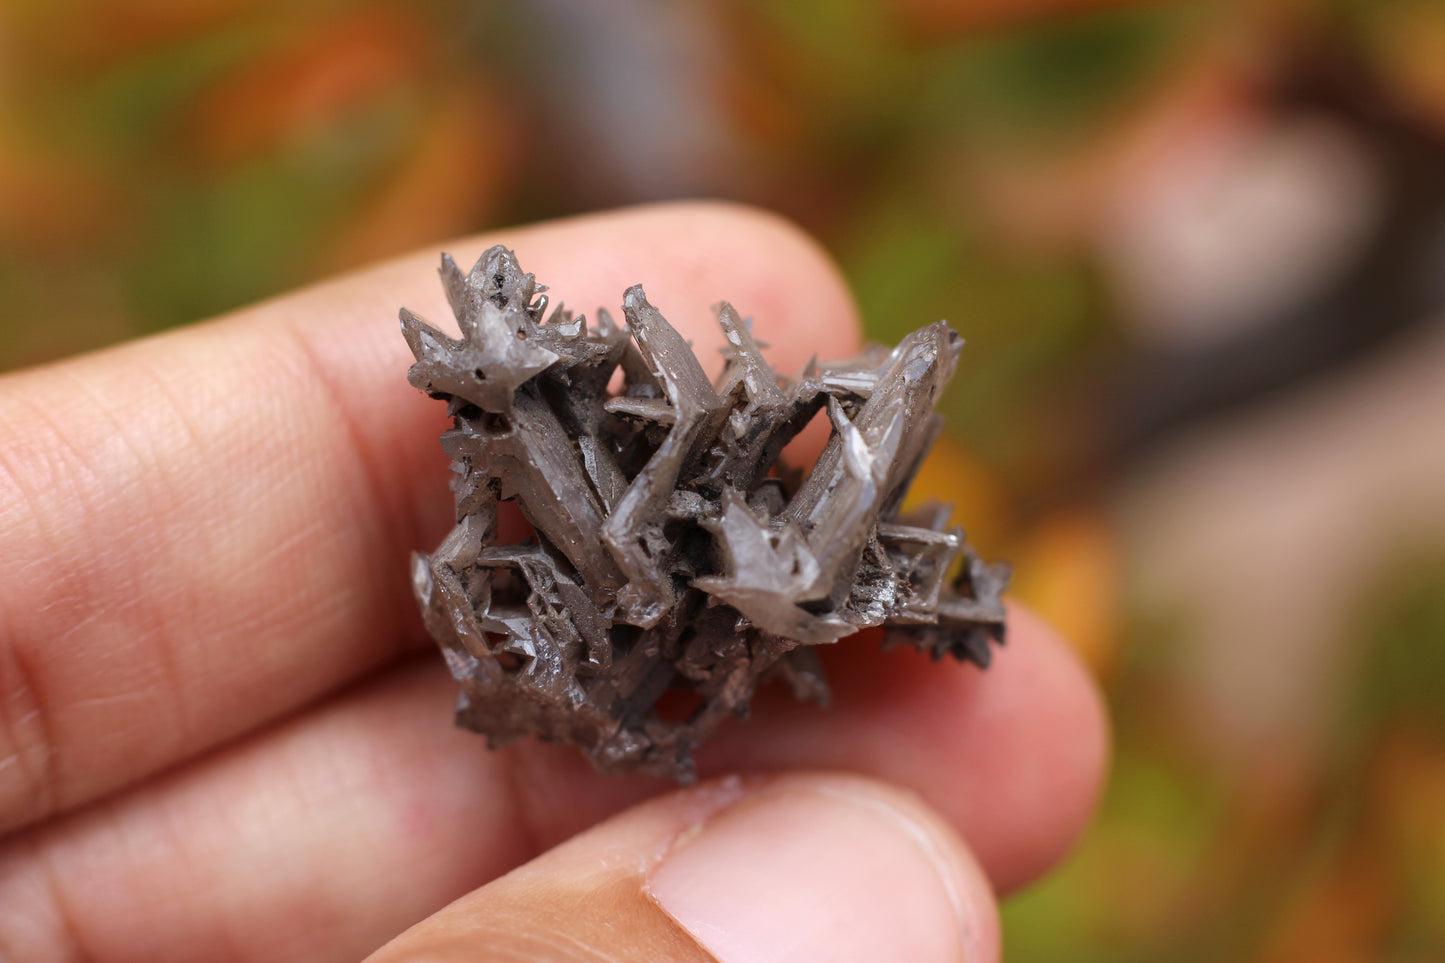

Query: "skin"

xmin=0 ymin=202 xmax=1108 ymax=962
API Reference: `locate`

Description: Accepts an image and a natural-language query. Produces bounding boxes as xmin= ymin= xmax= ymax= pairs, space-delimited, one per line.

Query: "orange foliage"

xmin=904 ymin=438 xmax=1123 ymax=670
xmin=1256 ymin=862 xmax=1394 ymax=963
xmin=0 ymin=143 xmax=112 ymax=250
xmin=902 ymin=434 xmax=1010 ymax=555
xmin=1365 ymin=0 xmax=1445 ymax=134
xmin=4 ymin=0 xmax=262 ymax=69
xmin=319 ymin=89 xmax=517 ymax=271
xmin=889 ymin=0 xmax=1166 ymax=38
xmin=1009 ymin=507 xmax=1120 ymax=676
xmin=187 ymin=7 xmax=423 ymax=165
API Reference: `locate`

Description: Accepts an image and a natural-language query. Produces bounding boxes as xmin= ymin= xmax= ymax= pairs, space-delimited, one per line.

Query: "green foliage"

xmin=931 ymin=1 xmax=1212 ymax=148
xmin=121 ymin=95 xmax=417 ymax=329
xmin=1351 ymin=557 xmax=1445 ymax=732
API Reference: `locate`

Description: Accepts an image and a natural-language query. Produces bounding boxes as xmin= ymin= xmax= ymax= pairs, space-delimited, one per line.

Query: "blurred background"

xmin=3 ymin=0 xmax=1445 ymax=958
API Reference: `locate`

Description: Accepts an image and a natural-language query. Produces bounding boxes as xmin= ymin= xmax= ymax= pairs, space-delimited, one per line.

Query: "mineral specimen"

xmin=403 ymin=247 xmax=1008 ymax=781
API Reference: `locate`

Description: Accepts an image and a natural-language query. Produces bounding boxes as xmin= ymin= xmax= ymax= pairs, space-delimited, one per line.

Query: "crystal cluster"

xmin=403 ymin=247 xmax=1007 ymax=780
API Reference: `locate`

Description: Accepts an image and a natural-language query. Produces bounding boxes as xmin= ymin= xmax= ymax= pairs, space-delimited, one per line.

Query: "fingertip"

xmin=367 ymin=772 xmax=1000 ymax=963
xmin=980 ymin=604 xmax=1111 ymax=891
xmin=503 ymin=201 xmax=863 ymax=378
xmin=693 ymin=604 xmax=1111 ymax=894
xmin=646 ymin=774 xmax=1000 ymax=963
xmin=866 ymin=604 xmax=1110 ymax=892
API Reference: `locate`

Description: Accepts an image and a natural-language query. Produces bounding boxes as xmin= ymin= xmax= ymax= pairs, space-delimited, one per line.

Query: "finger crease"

xmin=279 ymin=321 xmax=411 ymax=662
xmin=23 ymin=837 xmax=101 ymax=963
xmin=0 ymin=623 xmax=57 ymax=826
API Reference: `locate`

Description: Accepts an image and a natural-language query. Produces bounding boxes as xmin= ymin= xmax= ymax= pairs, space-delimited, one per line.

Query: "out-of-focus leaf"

xmin=1010 ymin=507 xmax=1121 ymax=676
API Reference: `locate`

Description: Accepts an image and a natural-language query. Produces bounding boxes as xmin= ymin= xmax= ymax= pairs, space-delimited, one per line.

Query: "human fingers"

xmin=366 ymin=772 xmax=1000 ymax=963
xmin=695 ymin=605 xmax=1108 ymax=892
xmin=0 ymin=201 xmax=860 ymax=833
xmin=0 ymin=611 xmax=1100 ymax=962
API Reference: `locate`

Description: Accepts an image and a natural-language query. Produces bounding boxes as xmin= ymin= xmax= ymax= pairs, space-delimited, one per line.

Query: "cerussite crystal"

xmin=403 ymin=247 xmax=1007 ymax=781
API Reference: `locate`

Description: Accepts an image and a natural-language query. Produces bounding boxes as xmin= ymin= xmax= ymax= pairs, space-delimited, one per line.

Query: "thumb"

xmin=365 ymin=772 xmax=1000 ymax=963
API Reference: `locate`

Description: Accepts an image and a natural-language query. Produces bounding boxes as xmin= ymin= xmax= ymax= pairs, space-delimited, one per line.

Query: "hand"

xmin=0 ymin=203 xmax=1107 ymax=962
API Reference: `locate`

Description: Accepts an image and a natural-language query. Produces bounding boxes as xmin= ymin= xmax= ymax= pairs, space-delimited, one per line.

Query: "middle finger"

xmin=0 ymin=609 xmax=1104 ymax=963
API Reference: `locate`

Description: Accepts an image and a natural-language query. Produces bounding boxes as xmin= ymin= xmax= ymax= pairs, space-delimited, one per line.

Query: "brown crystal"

xmin=403 ymin=247 xmax=1007 ymax=781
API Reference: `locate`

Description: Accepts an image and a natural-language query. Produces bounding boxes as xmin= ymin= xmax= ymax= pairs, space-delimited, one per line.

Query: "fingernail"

xmin=647 ymin=782 xmax=983 ymax=963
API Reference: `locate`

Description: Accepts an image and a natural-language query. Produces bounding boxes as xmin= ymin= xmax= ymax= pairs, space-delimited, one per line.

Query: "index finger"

xmin=0 ymin=202 xmax=861 ymax=834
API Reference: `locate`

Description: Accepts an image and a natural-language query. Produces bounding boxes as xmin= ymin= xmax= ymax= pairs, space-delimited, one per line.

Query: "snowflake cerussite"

xmin=402 ymin=247 xmax=1008 ymax=781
